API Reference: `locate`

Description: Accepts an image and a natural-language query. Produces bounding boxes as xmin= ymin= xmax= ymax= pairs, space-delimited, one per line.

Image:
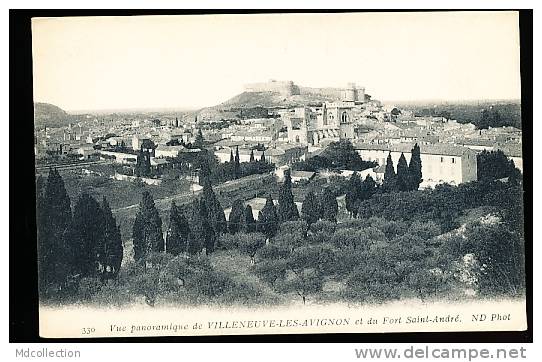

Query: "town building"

xmin=354 ymin=142 xmax=478 ymax=187
xmin=154 ymin=144 xmax=188 ymax=158
xmin=214 ymin=144 xmax=307 ymax=166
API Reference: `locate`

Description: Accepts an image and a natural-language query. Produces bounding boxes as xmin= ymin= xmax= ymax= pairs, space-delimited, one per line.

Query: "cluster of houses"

xmin=35 ymin=87 xmax=522 ymax=189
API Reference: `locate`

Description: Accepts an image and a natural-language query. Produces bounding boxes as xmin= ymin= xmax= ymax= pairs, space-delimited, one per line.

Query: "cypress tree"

xmin=197 ymin=152 xmax=212 ymax=186
xmin=408 ymin=143 xmax=423 ymax=191
xmin=143 ymin=150 xmax=151 ymax=177
xmin=320 ymin=188 xmax=338 ymax=223
xmin=228 ymin=199 xmax=245 ymax=234
xmin=234 ymin=146 xmax=240 ymax=178
xmin=249 ymin=149 xmax=255 ymax=163
xmin=241 ymin=205 xmax=256 ymax=233
xmin=277 ymin=169 xmax=299 ymax=222
xmin=301 ymin=191 xmax=320 ymax=226
xmin=345 ymin=172 xmax=362 ymax=217
xmin=260 ymin=150 xmax=266 ymax=163
xmin=135 ymin=147 xmax=143 ymax=177
xmin=166 ymin=202 xmax=190 ymax=255
xmin=396 ymin=152 xmax=410 ymax=192
xmin=70 ymin=193 xmax=105 ymax=277
xmin=132 ymin=191 xmax=164 ymax=261
xmin=38 ymin=168 xmax=73 ymax=291
xmin=202 ymin=176 xmax=227 ymax=235
xmin=257 ymin=196 xmax=278 ymax=238
xmin=187 ymin=199 xmax=204 ymax=254
xmin=230 ymin=150 xmax=234 ymax=163
xmin=199 ymin=198 xmax=217 ymax=254
xmin=101 ymin=196 xmax=123 ymax=277
xmin=382 ymin=152 xmax=397 ymax=193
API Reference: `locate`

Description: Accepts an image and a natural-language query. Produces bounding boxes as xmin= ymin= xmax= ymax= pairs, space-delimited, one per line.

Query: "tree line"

xmin=292 ymin=140 xmax=376 ymax=172
xmin=37 ymin=169 xmax=123 ymax=299
xmin=343 ymin=144 xmax=423 ymax=217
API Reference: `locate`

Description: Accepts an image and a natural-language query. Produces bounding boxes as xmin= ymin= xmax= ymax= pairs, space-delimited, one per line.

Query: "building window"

xmin=295 ymin=135 xmax=300 ymax=143
xmin=451 ymin=157 xmax=455 ymax=163
xmin=440 ymin=157 xmax=444 ymax=163
xmin=341 ymin=112 xmax=349 ymax=123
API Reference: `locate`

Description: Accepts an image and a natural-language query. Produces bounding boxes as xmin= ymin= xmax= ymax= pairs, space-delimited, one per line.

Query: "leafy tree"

xmin=194 ymin=129 xmax=205 ymax=148
xmin=257 ymin=196 xmax=278 ymax=238
xmin=301 ymin=191 xmax=320 ymax=226
xmin=132 ymin=191 xmax=164 ymax=261
xmin=360 ymin=174 xmax=377 ymax=201
xmin=291 ymin=155 xmax=332 ymax=172
xmin=322 ymin=139 xmax=375 ymax=171
xmin=331 ymin=227 xmax=386 ymax=253
xmin=228 ymin=199 xmax=245 ymax=234
xmin=101 ymin=196 xmax=123 ymax=277
xmin=396 ymin=152 xmax=410 ymax=192
xmin=166 ymin=202 xmax=190 ymax=255
xmin=236 ymin=232 xmax=266 ymax=264
xmin=277 ymin=169 xmax=299 ymax=222
xmin=345 ymin=172 xmax=362 ymax=217
xmin=478 ymin=108 xmax=503 ymax=129
xmin=275 ymin=220 xmax=309 ymax=252
xmin=38 ymin=168 xmax=73 ymax=293
xmin=309 ymin=220 xmax=337 ymax=244
xmin=382 ymin=152 xmax=397 ymax=193
xmin=252 ymin=258 xmax=288 ymax=287
xmin=280 ymin=246 xmax=326 ymax=305
xmin=320 ymin=188 xmax=338 ymax=222
xmin=240 ymin=205 xmax=256 ymax=233
xmin=408 ymin=143 xmax=423 ymax=191
xmin=477 ymin=150 xmax=521 ymax=183
xmin=279 ymin=220 xmax=309 ymax=240
xmin=253 ymin=243 xmax=290 ymax=286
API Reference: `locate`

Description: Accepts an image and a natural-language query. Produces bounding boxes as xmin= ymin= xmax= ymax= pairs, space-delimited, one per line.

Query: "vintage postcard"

xmin=32 ymin=11 xmax=527 ymax=338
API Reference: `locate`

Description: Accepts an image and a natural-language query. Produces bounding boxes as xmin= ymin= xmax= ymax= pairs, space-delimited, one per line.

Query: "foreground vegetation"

xmin=37 ymin=145 xmax=525 ymax=307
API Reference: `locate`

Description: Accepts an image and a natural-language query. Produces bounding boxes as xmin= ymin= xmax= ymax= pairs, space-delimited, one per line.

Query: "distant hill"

xmin=396 ymin=100 xmax=522 ymax=129
xmin=34 ymin=102 xmax=73 ymax=129
xmin=198 ymin=90 xmax=340 ymax=121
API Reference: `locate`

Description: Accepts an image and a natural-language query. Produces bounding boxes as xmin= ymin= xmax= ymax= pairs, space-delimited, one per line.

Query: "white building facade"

xmin=354 ymin=143 xmax=478 ymax=187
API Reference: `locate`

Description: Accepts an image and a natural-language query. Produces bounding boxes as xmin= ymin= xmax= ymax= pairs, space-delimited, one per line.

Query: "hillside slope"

xmin=198 ymin=90 xmax=341 ymax=120
xmin=34 ymin=102 xmax=73 ymax=129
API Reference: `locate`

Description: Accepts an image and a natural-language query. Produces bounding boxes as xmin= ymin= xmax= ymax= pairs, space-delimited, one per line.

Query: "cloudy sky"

xmin=31 ymin=11 xmax=521 ymax=112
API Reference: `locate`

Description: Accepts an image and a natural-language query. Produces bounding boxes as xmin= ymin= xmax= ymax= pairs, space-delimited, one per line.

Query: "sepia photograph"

xmin=25 ymin=10 xmax=529 ymax=339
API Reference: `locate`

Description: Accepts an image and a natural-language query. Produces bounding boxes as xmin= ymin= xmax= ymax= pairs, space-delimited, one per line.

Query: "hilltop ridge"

xmin=34 ymin=102 xmax=73 ymax=129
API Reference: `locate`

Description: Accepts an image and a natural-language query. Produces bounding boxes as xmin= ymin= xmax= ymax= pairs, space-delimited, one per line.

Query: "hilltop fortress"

xmin=244 ymin=79 xmax=368 ymax=102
